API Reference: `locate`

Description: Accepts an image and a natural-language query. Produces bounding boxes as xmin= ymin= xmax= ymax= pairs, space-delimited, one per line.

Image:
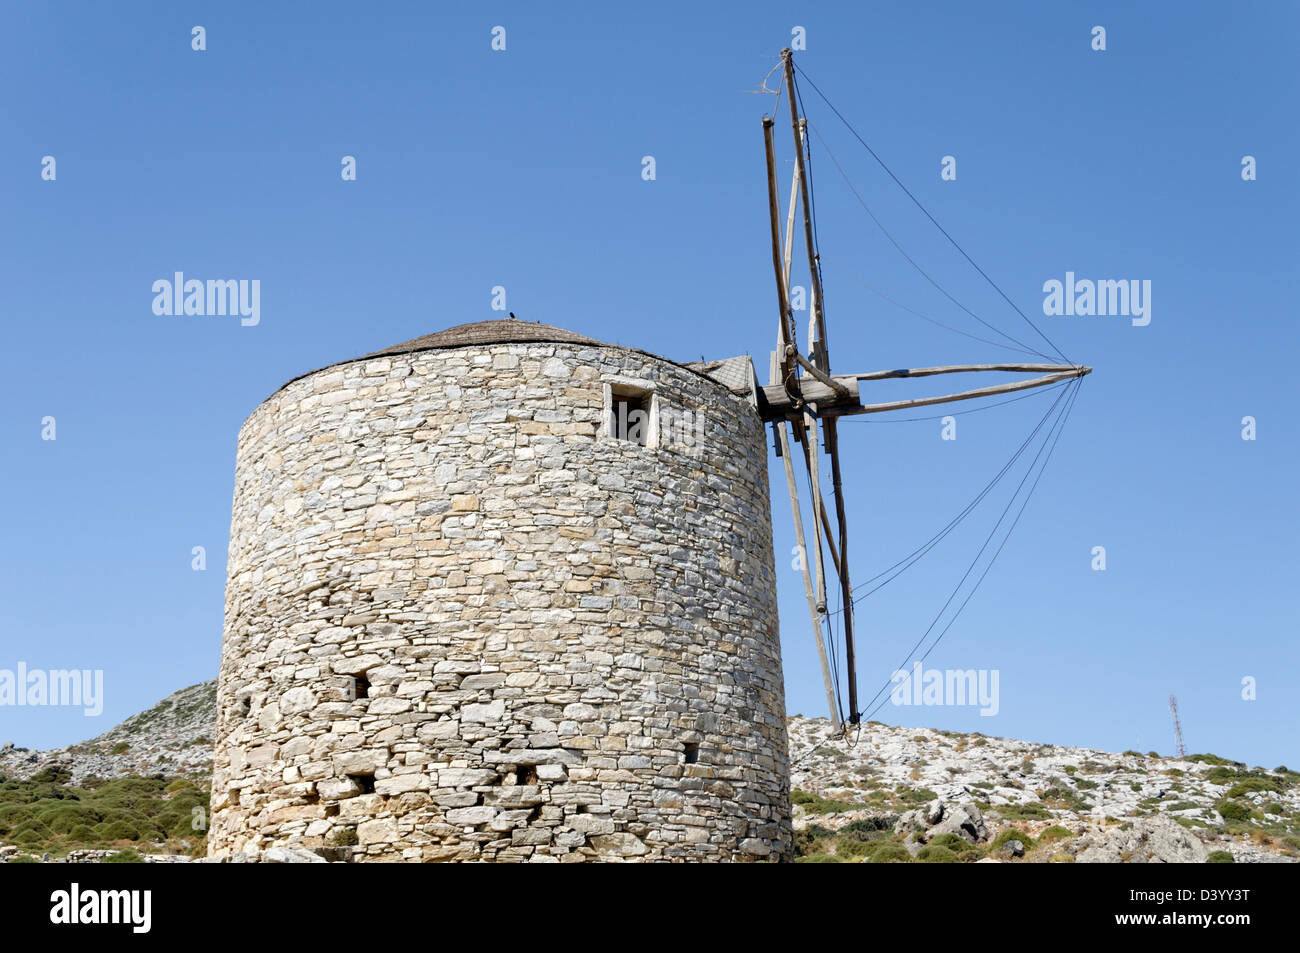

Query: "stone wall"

xmin=210 ymin=340 xmax=791 ymax=861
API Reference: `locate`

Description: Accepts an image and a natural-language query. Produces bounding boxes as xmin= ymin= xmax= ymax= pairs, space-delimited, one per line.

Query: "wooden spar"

xmin=784 ymin=51 xmax=829 ymax=367
xmin=825 ymin=418 xmax=858 ymax=723
xmin=782 ymin=147 xmax=800 ymax=289
xmin=802 ymin=407 xmax=828 ymax=613
xmin=762 ymin=118 xmax=794 ymax=388
xmin=759 ymin=365 xmax=1090 ymax=421
xmin=792 ymin=348 xmax=850 ymax=395
xmin=854 ymin=362 xmax=1088 ymax=381
xmin=777 ymin=418 xmax=841 ymax=732
xmin=765 ymin=108 xmax=838 ymax=729
xmin=795 ymin=431 xmax=844 ymax=578
xmin=843 ymin=368 xmax=1087 ymax=417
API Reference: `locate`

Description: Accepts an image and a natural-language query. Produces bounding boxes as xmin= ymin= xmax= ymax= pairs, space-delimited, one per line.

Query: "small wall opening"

xmin=603 ymin=380 xmax=657 ymax=448
xmin=348 ymin=773 xmax=376 ymax=794
xmin=683 ymin=742 xmax=700 ymax=765
xmin=352 ymin=675 xmax=370 ymax=700
xmin=610 ymin=392 xmax=650 ymax=445
xmin=237 ymin=696 xmax=251 ymax=718
xmin=515 ymin=766 xmax=539 ymax=786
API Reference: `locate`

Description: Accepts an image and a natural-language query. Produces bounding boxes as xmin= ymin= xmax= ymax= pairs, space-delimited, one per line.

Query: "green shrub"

xmin=1038 ymin=825 xmax=1073 ymax=843
xmin=791 ymin=789 xmax=868 ymax=815
xmin=996 ymin=802 xmax=1051 ymax=821
xmin=991 ymin=828 xmax=1035 ymax=851
xmin=67 ymin=824 xmax=97 ymax=843
xmin=1206 ymin=850 xmax=1234 ymax=864
xmin=1189 ymin=754 xmax=1242 ymax=768
xmin=795 ymin=853 xmax=841 ymax=863
xmin=7 ymin=854 xmax=38 ymax=863
xmin=103 ymin=849 xmax=144 ymax=864
xmin=1216 ymin=800 xmax=1251 ymax=822
xmin=839 ymin=816 xmax=896 ymax=837
xmin=793 ymin=824 xmax=833 ymax=857
xmin=865 ymin=842 xmax=912 ymax=863
xmin=1225 ymin=777 xmax=1280 ymax=798
xmin=109 ymin=742 xmax=130 ymax=755
xmin=927 ymin=833 xmax=967 ymax=851
xmin=916 ymin=844 xmax=960 ymax=863
xmin=94 ymin=820 xmax=140 ymax=841
xmin=835 ymin=836 xmax=874 ymax=858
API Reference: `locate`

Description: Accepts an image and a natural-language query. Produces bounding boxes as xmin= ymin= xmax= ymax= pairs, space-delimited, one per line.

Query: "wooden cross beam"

xmin=758 ymin=363 xmax=1091 ymax=422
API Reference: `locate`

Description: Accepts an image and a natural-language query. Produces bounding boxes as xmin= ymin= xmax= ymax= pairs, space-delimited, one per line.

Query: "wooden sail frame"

xmin=762 ymin=48 xmax=1088 ymax=731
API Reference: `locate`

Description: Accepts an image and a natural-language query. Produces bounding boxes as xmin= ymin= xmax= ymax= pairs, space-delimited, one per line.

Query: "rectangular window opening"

xmin=683 ymin=742 xmax=700 ymax=765
xmin=515 ymin=766 xmax=539 ymax=786
xmin=353 ymin=676 xmax=370 ymax=700
xmin=609 ymin=390 xmax=652 ymax=446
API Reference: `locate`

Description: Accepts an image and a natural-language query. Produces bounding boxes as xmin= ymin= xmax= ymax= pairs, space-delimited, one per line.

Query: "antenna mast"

xmin=1169 ymin=695 xmax=1186 ymax=758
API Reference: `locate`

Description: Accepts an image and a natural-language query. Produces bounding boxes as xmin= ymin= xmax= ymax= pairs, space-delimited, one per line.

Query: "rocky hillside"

xmin=788 ymin=716 xmax=1300 ymax=862
xmin=0 ymin=680 xmax=216 ymax=784
xmin=4 ymin=686 xmax=1295 ymax=862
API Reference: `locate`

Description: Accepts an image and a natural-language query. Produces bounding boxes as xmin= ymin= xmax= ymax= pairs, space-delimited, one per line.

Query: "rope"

xmin=830 ymin=380 xmax=1072 ymax=608
xmin=794 ymin=61 xmax=1072 ymax=366
xmin=857 ymin=378 xmax=1082 ymax=722
xmin=809 ymin=123 xmax=1053 ymax=362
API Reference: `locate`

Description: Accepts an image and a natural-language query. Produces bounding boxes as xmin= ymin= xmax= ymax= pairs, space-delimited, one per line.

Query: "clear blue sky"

xmin=2 ymin=3 xmax=1295 ymax=768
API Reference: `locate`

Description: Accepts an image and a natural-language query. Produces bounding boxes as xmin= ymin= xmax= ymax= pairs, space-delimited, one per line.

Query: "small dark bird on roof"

xmin=509 ymin=312 xmax=516 ymax=319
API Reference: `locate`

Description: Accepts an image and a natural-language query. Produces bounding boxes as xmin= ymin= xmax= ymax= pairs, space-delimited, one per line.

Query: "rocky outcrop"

xmin=1074 ymin=817 xmax=1208 ymax=863
xmin=896 ymin=800 xmax=989 ymax=844
xmin=0 ymin=681 xmax=215 ymax=784
xmin=788 ymin=716 xmax=1299 ymax=863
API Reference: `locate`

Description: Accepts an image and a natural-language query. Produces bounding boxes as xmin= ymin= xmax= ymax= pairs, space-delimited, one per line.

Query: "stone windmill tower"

xmin=210 ymin=319 xmax=793 ymax=862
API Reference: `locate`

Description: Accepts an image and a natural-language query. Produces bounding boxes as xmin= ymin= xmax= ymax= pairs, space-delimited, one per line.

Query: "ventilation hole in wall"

xmin=348 ymin=773 xmax=376 ymax=794
xmin=683 ymin=742 xmax=700 ymax=765
xmin=302 ymin=792 xmax=320 ymax=805
xmin=515 ymin=766 xmax=539 ymax=786
xmin=353 ymin=675 xmax=370 ymax=700
xmin=609 ymin=390 xmax=651 ymax=446
xmin=325 ymin=804 xmax=339 ymax=818
xmin=238 ymin=697 xmax=251 ymax=718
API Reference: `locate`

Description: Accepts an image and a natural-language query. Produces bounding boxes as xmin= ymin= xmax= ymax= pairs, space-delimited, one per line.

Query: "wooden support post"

xmin=776 ymin=419 xmax=841 ymax=732
xmin=801 ymin=408 xmax=829 ymax=614
xmin=825 ymin=419 xmax=858 ymax=723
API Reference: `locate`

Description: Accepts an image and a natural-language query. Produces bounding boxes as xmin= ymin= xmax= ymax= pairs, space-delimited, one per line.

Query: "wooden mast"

xmin=764 ymin=115 xmax=841 ymax=731
xmin=784 ymin=48 xmax=860 ymax=724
